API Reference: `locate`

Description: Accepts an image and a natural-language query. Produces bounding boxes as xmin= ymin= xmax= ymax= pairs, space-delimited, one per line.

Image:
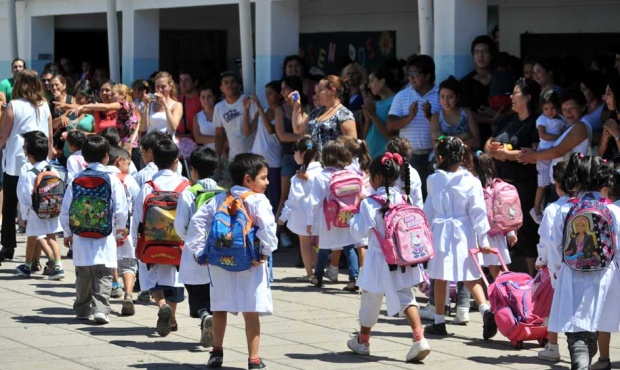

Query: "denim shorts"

xmin=149 ymin=284 xmax=185 ymax=303
xmin=281 ymin=154 xmax=300 ymax=178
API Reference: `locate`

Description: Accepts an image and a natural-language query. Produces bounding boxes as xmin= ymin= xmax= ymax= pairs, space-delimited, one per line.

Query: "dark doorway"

xmin=521 ymin=33 xmax=620 ymax=65
xmin=160 ymin=30 xmax=227 ymax=85
xmin=55 ymin=30 xmax=109 ymax=73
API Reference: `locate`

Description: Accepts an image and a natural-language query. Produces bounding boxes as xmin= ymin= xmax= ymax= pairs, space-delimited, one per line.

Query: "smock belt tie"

xmin=431 ymin=216 xmax=468 ymax=252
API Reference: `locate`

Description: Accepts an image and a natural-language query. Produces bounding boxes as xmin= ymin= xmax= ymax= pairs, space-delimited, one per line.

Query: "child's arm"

xmin=537 ymin=125 xmax=561 ymax=142
xmin=186 ymin=199 xmax=216 ymax=262
xmin=249 ymin=194 xmax=278 ymax=256
xmin=349 ymin=199 xmax=376 ymax=240
xmin=59 ymin=183 xmax=74 ymax=238
xmin=174 ymin=190 xmax=194 ymax=240
xmin=16 ymin=172 xmax=33 ymax=221
xmin=111 ymin=176 xmax=128 ymax=235
xmin=546 ymin=208 xmax=566 ymax=285
xmin=536 ymin=205 xmax=556 ymax=267
xmin=306 ymin=173 xmax=329 ymax=234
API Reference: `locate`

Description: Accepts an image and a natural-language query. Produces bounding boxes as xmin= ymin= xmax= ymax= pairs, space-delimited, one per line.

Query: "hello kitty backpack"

xmin=484 ymin=178 xmax=523 ymax=236
xmin=369 ymin=195 xmax=434 ymax=271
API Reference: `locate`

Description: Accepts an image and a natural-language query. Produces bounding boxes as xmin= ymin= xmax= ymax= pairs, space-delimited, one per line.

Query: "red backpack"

xmin=483 ymin=178 xmax=523 ymax=236
xmin=136 ymin=180 xmax=189 ymax=268
xmin=322 ymin=169 xmax=364 ymax=230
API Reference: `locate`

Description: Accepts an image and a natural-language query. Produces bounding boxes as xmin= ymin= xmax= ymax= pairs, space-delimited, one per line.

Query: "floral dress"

xmin=307 ymin=106 xmax=355 ymax=149
xmin=116 ymin=100 xmax=139 ymax=148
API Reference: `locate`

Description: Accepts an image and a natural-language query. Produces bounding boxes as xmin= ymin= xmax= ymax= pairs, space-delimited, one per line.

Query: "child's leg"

xmin=91 ymin=265 xmax=113 ymax=315
xmin=330 ymin=249 xmax=342 ymax=268
xmin=73 ymin=266 xmax=94 ymax=317
xmin=298 ymin=236 xmax=314 ymax=278
xmin=597 ymin=332 xmax=610 ymax=361
xmin=122 ymin=272 xmax=136 ymax=297
xmin=357 ymin=246 xmax=366 ymax=268
xmin=213 ymin=311 xmax=228 ymax=348
xmin=463 ymin=279 xmax=488 ymax=308
xmin=358 ymin=291 xmax=383 ymax=340
xmin=534 ymin=186 xmax=544 ymax=215
xmin=488 ymin=265 xmax=501 ymax=280
xmin=464 ymin=279 xmax=497 ymax=339
xmin=243 ymin=312 xmax=261 ymax=360
xmin=433 ymin=280 xmax=448 ymax=320
xmin=24 ymin=236 xmax=37 ymax=264
xmin=37 ymin=237 xmax=54 ymax=261
xmin=46 ymin=234 xmax=61 ymax=264
xmin=549 ymin=331 xmax=558 ymax=345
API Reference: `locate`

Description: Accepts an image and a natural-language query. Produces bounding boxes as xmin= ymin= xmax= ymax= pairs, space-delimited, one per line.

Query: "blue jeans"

xmin=315 ymin=245 xmax=359 ymax=281
xmin=566 ymin=332 xmax=598 ymax=370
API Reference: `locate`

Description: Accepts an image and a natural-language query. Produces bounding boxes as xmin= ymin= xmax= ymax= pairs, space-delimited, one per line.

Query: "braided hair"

xmin=386 ymin=137 xmax=413 ymax=203
xmin=369 ymin=153 xmax=402 ymax=216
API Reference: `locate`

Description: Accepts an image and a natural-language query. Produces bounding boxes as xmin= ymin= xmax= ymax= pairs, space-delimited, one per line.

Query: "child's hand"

xmin=251 ymin=254 xmax=269 ymax=266
xmin=480 ymin=246 xmax=491 ymax=254
xmin=277 ymin=219 xmax=285 ymax=226
xmin=507 ymin=234 xmax=518 ymax=247
xmin=421 ymin=100 xmax=432 ymax=120
xmin=64 ymin=236 xmax=73 ymax=248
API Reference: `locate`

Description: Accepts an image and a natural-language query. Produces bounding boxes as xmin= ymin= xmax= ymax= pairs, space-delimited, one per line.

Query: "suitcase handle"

xmin=469 ymin=248 xmax=509 ymax=287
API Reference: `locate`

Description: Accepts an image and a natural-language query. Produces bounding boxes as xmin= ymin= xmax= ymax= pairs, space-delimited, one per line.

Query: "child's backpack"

xmin=199 ymin=192 xmax=259 ymax=271
xmin=136 ymin=180 xmax=189 ymax=268
xmin=369 ymin=195 xmax=434 ymax=271
xmin=31 ymin=165 xmax=66 ymax=219
xmin=323 ymin=169 xmax=364 ymax=230
xmin=69 ymin=169 xmax=114 ymax=238
xmin=188 ymin=183 xmax=226 ymax=213
xmin=483 ymin=178 xmax=523 ymax=236
xmin=561 ymin=196 xmax=615 ymax=272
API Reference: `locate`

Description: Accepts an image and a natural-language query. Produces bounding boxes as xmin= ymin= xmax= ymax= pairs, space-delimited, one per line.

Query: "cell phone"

xmin=292 ymin=92 xmax=300 ymax=103
xmin=147 ymin=93 xmax=157 ymax=100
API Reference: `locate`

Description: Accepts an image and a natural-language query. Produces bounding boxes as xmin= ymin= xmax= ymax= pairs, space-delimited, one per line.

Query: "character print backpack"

xmin=31 ymin=165 xmax=66 ymax=219
xmin=69 ymin=169 xmax=114 ymax=238
xmin=561 ymin=196 xmax=615 ymax=271
xmin=323 ymin=169 xmax=364 ymax=230
xmin=199 ymin=192 xmax=260 ymax=271
xmin=483 ymin=178 xmax=523 ymax=236
xmin=369 ymin=195 xmax=434 ymax=271
xmin=136 ymin=180 xmax=189 ymax=267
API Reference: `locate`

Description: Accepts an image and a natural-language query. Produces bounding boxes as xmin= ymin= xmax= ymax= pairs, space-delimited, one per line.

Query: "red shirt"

xmin=94 ymin=110 xmax=118 ymax=133
xmin=178 ymin=93 xmax=201 ymax=135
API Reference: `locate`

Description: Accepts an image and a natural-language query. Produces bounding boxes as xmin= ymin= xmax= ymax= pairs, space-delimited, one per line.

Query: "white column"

xmin=238 ymin=0 xmax=255 ymax=95
xmin=107 ymin=0 xmax=121 ymax=82
xmin=433 ymin=0 xmax=487 ymax=83
xmin=255 ymin=0 xmax=299 ymax=103
xmin=8 ymin=0 xmax=18 ymax=60
xmin=29 ymin=16 xmax=54 ymax=73
xmin=122 ymin=5 xmax=159 ymax=84
xmin=417 ymin=0 xmax=433 ymax=56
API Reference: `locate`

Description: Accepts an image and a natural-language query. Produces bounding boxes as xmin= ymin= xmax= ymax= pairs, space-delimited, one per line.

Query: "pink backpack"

xmin=483 ymin=178 xmax=523 ymax=236
xmin=369 ymin=195 xmax=434 ymax=270
xmin=323 ymin=169 xmax=363 ymax=230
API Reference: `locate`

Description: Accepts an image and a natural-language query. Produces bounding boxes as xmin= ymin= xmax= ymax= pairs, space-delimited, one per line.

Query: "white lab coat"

xmin=17 ymin=160 xmax=62 ymax=237
xmin=279 ymin=161 xmax=322 ymax=236
xmin=134 ymin=161 xmax=185 ymax=188
xmin=105 ymin=166 xmax=140 ymax=260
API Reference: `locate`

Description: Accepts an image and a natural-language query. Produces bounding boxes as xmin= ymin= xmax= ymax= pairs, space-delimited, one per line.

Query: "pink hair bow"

xmin=382 ymin=152 xmax=404 ymax=166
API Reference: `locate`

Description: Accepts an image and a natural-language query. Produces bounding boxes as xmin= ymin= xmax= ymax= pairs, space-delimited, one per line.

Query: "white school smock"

xmin=547 ymin=192 xmax=620 ymax=333
xmin=66 ymin=150 xmax=87 ymax=183
xmin=279 ymin=161 xmax=322 ymax=236
xmin=395 ymin=164 xmax=424 ymax=208
xmin=132 ymin=170 xmax=188 ymax=290
xmin=350 ymin=186 xmax=423 ymax=316
xmin=192 ymin=186 xmax=278 ymax=314
xmin=17 ymin=160 xmax=62 ymax=237
xmin=60 ymin=162 xmax=128 ymax=268
xmin=307 ymin=166 xmax=362 ymax=249
xmin=251 ymin=116 xmax=281 ymax=168
xmin=481 ymin=232 xmax=514 ymax=266
xmin=134 ymin=161 xmax=185 ymax=187
xmin=176 ymin=178 xmax=218 ymax=285
xmin=536 ymin=195 xmax=570 ymax=273
xmin=105 ymin=166 xmax=140 ymax=260
xmin=424 ymin=168 xmax=490 ymax=282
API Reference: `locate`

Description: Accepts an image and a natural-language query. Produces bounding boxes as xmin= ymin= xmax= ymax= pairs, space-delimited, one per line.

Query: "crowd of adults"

xmin=1 ymin=35 xmax=620 ymax=275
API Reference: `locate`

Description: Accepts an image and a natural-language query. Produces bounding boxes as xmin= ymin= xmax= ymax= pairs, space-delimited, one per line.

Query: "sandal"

xmin=310 ymin=276 xmax=323 ymax=287
xmin=342 ymin=281 xmax=359 ymax=292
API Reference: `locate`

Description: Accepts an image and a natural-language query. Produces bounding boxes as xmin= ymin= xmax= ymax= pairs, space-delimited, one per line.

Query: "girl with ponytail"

xmin=386 ymin=137 xmax=423 ymax=207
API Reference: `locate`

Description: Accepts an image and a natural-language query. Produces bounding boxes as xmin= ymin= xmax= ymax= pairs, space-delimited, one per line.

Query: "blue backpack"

xmin=198 ymin=191 xmax=259 ymax=271
xmin=69 ymin=169 xmax=114 ymax=238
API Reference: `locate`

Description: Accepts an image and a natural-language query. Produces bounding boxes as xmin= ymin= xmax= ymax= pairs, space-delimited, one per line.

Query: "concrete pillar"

xmin=8 ymin=0 xmax=18 ymax=60
xmin=238 ymin=0 xmax=255 ymax=95
xmin=107 ymin=0 xmax=121 ymax=82
xmin=122 ymin=6 xmax=159 ymax=84
xmin=418 ymin=0 xmax=433 ymax=56
xmin=255 ymin=0 xmax=299 ymax=103
xmin=433 ymin=0 xmax=487 ymax=83
xmin=29 ymin=16 xmax=54 ymax=74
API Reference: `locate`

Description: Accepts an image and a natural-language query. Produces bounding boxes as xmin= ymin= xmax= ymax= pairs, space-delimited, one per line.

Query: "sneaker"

xmin=111 ymin=285 xmax=124 ymax=298
xmin=93 ymin=311 xmax=110 ymax=325
xmin=424 ymin=323 xmax=448 ymax=336
xmin=48 ymin=266 xmax=65 ymax=280
xmin=405 ymin=338 xmax=431 ymax=362
xmin=121 ymin=297 xmax=135 ymax=316
xmin=201 ymin=314 xmax=214 ymax=348
xmin=248 ymin=359 xmax=267 ymax=370
xmin=538 ymin=343 xmax=561 ymax=362
xmin=347 ymin=335 xmax=370 ymax=355
xmin=591 ymin=357 xmax=611 ymax=370
xmin=42 ymin=260 xmax=54 ymax=276
xmin=138 ymin=290 xmax=152 ymax=302
xmin=15 ymin=264 xmax=31 ymax=277
xmin=31 ymin=260 xmax=42 ymax=273
xmin=452 ymin=307 xmax=470 ymax=325
xmin=325 ymin=265 xmax=339 ymax=282
xmin=207 ymin=349 xmax=224 ymax=368
xmin=156 ymin=304 xmax=173 ymax=337
xmin=482 ymin=311 xmax=498 ymax=340
xmin=529 ymin=208 xmax=543 ymax=225
xmin=310 ymin=276 xmax=323 ymax=288
xmin=419 ymin=304 xmax=435 ymax=321
xmin=342 ymin=280 xmax=359 ymax=292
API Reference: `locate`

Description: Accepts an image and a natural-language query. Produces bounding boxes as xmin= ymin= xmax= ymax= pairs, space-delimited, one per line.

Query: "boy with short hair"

xmin=175 ymin=146 xmax=220 ymax=347
xmin=15 ymin=134 xmax=64 ymax=279
xmin=132 ymin=139 xmax=188 ymax=336
xmin=60 ymin=136 xmax=128 ymax=324
xmin=188 ymin=153 xmax=277 ymax=369
xmin=66 ymin=130 xmax=87 ymax=183
xmin=107 ymin=146 xmax=140 ymax=315
xmin=135 ymin=131 xmax=184 ymax=187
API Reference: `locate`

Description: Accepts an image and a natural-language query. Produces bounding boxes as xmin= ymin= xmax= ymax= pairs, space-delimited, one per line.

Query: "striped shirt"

xmin=388 ymin=85 xmax=440 ymax=151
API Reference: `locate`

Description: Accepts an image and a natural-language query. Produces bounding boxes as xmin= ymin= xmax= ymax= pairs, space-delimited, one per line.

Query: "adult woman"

xmin=282 ymin=55 xmax=317 ymax=107
xmin=533 ymin=59 xmax=561 ymax=96
xmin=141 ymin=71 xmax=182 ymax=136
xmin=597 ymin=77 xmax=620 ymax=161
xmin=0 ymin=70 xmax=53 ymax=261
xmin=49 ymin=75 xmax=75 ymax=156
xmin=341 ymin=62 xmax=367 ymax=112
xmin=192 ymin=86 xmax=217 ymax=151
xmin=363 ymin=65 xmax=398 ymax=158
xmin=430 ymin=76 xmax=480 ymax=150
xmin=484 ymin=79 xmax=540 ymax=276
xmin=291 ymin=75 xmax=357 ymax=148
xmin=60 ymin=82 xmax=95 ymax=158
xmin=40 ymin=71 xmax=55 ymax=101
xmin=580 ymin=70 xmax=607 ymax=134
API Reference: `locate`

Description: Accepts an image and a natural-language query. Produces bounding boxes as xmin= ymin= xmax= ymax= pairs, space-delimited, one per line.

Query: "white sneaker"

xmin=452 ymin=307 xmax=470 ymax=325
xmin=406 ymin=338 xmax=431 ymax=362
xmin=325 ymin=265 xmax=339 ymax=282
xmin=537 ymin=343 xmax=560 ymax=362
xmin=418 ymin=304 xmax=435 ymax=321
xmin=200 ymin=314 xmax=214 ymax=348
xmin=93 ymin=311 xmax=110 ymax=325
xmin=347 ymin=335 xmax=370 ymax=355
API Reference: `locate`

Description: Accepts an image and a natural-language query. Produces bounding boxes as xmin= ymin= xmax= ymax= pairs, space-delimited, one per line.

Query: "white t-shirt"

xmin=196 ymin=111 xmax=216 ymax=151
xmin=212 ymin=95 xmax=257 ymax=159
xmin=536 ymin=114 xmax=566 ymax=151
xmin=251 ymin=116 xmax=282 ymax=168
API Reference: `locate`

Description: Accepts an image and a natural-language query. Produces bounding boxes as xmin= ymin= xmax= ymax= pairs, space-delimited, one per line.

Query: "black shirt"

xmin=493 ymin=112 xmax=539 ymax=183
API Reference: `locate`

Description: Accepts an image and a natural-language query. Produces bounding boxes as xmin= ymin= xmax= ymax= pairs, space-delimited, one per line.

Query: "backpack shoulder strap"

xmin=30 ymin=167 xmax=41 ymax=176
xmin=189 ymin=183 xmax=204 ymax=195
xmin=145 ymin=180 xmax=159 ymax=192
xmin=239 ymin=191 xmax=256 ymax=201
xmin=369 ymin=194 xmax=386 ymax=206
xmin=173 ymin=181 xmax=190 ymax=193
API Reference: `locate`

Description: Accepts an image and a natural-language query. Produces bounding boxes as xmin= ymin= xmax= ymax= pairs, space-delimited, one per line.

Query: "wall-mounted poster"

xmin=299 ymin=31 xmax=396 ymax=76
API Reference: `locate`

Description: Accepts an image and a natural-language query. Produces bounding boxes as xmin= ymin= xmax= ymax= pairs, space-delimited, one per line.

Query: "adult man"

xmin=387 ymin=54 xmax=439 ymax=197
xmin=177 ymin=70 xmax=202 ymax=138
xmin=0 ymin=58 xmax=26 ymax=102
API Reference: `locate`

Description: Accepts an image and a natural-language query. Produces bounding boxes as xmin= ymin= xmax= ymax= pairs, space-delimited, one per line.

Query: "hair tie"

xmin=306 ymin=142 xmax=313 ymax=149
xmin=437 ymin=135 xmax=446 ymax=142
xmin=357 ymin=139 xmax=362 ymax=144
xmin=475 ymin=150 xmax=483 ymax=157
xmin=578 ymin=153 xmax=585 ymax=159
xmin=381 ymin=152 xmax=394 ymax=165
xmin=392 ymin=153 xmax=404 ymax=166
xmin=602 ymin=158 xmax=608 ymax=163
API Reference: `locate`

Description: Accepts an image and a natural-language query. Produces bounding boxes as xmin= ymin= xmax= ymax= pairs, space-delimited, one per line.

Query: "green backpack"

xmin=189 ymin=183 xmax=226 ymax=213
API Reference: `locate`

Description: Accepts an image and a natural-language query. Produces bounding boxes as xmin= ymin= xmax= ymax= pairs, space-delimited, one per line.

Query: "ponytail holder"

xmin=357 ymin=139 xmax=362 ymax=144
xmin=475 ymin=150 xmax=483 ymax=157
xmin=578 ymin=153 xmax=585 ymax=159
xmin=306 ymin=142 xmax=313 ymax=149
xmin=602 ymin=158 xmax=608 ymax=163
xmin=381 ymin=152 xmax=404 ymax=166
xmin=392 ymin=153 xmax=404 ymax=166
xmin=437 ymin=135 xmax=446 ymax=142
